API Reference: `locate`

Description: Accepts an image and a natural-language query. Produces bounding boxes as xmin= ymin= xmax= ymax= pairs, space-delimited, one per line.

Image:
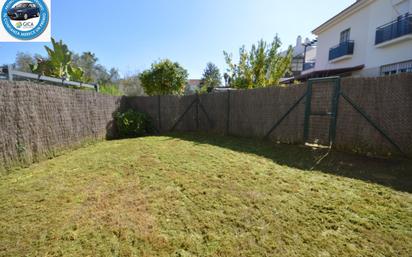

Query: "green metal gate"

xmin=303 ymin=76 xmax=341 ymax=146
xmin=302 ymin=76 xmax=404 ymax=156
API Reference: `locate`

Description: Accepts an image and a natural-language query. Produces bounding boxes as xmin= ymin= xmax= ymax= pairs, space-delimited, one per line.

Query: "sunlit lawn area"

xmin=0 ymin=133 xmax=411 ymax=257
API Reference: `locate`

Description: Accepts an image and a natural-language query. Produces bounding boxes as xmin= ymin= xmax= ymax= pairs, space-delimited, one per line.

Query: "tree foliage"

xmin=72 ymin=52 xmax=97 ymax=83
xmin=25 ymin=38 xmax=122 ymax=95
xmin=72 ymin=52 xmax=120 ymax=85
xmin=30 ymin=38 xmax=84 ymax=81
xmin=99 ymin=84 xmax=122 ymax=96
xmin=199 ymin=62 xmax=222 ymax=93
xmin=119 ymin=72 xmax=145 ymax=96
xmin=15 ymin=52 xmax=36 ymax=72
xmin=139 ymin=59 xmax=188 ymax=96
xmin=223 ymin=36 xmax=293 ymax=89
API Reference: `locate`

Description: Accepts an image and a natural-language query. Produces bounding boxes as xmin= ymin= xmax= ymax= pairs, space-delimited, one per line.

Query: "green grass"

xmin=0 ymin=133 xmax=411 ymax=257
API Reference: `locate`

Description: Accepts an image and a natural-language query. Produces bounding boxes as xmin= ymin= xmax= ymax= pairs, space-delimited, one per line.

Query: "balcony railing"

xmin=303 ymin=62 xmax=315 ymax=71
xmin=375 ymin=14 xmax=412 ymax=45
xmin=329 ymin=40 xmax=355 ymax=61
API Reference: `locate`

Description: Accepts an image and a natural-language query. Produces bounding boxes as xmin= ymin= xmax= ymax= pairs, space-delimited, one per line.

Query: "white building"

xmin=301 ymin=0 xmax=412 ymax=79
xmin=281 ymin=36 xmax=317 ymax=77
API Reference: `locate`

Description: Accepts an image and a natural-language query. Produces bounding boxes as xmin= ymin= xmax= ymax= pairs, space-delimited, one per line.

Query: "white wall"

xmin=314 ymin=0 xmax=412 ymax=77
xmin=305 ymin=47 xmax=317 ymax=62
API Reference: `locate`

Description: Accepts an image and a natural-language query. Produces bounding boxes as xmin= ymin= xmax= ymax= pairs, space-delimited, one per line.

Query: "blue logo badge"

xmin=1 ymin=0 xmax=49 ymax=40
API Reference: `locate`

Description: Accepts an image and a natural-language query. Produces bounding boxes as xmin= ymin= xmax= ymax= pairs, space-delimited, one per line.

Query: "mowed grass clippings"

xmin=0 ymin=133 xmax=411 ymax=257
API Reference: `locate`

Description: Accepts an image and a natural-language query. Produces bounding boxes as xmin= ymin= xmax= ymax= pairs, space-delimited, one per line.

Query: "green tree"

xmin=18 ymin=38 xmax=122 ymax=96
xmin=223 ymin=35 xmax=293 ymax=89
xmin=139 ymin=59 xmax=188 ymax=96
xmin=99 ymin=84 xmax=122 ymax=96
xmin=72 ymin=52 xmax=120 ymax=85
xmin=72 ymin=52 xmax=97 ymax=82
xmin=199 ymin=62 xmax=222 ymax=93
xmin=119 ymin=72 xmax=145 ymax=96
xmin=95 ymin=65 xmax=120 ymax=85
xmin=30 ymin=38 xmax=84 ymax=81
xmin=15 ymin=52 xmax=36 ymax=72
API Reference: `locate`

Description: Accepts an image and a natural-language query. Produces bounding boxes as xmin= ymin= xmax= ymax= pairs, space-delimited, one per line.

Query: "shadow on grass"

xmin=165 ymin=132 xmax=412 ymax=193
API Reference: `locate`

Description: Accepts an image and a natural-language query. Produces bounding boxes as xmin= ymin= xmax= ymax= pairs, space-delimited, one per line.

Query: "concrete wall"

xmin=0 ymin=81 xmax=124 ymax=171
xmin=313 ymin=0 xmax=412 ymax=76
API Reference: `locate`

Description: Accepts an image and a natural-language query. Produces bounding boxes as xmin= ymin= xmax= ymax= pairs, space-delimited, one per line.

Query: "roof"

xmin=312 ymin=0 xmax=375 ymax=35
xmin=280 ymin=36 xmax=317 ymax=58
xmin=281 ymin=65 xmax=365 ymax=83
xmin=187 ymin=79 xmax=202 ymax=87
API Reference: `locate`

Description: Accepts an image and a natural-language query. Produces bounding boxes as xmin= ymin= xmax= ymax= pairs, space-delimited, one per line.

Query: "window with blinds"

xmin=380 ymin=60 xmax=412 ymax=75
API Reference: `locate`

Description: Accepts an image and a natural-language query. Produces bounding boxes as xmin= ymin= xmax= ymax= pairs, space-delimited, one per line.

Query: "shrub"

xmin=114 ymin=110 xmax=155 ymax=138
xmin=139 ymin=59 xmax=188 ymax=96
xmin=99 ymin=84 xmax=122 ymax=96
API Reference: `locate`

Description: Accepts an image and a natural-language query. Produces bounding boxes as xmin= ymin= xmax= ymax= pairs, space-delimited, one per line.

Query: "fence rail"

xmin=375 ymin=14 xmax=412 ymax=45
xmin=329 ymin=40 xmax=355 ymax=61
xmin=1 ymin=65 xmax=99 ymax=92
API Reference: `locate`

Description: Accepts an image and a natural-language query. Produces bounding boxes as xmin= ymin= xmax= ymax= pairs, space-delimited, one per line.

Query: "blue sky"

xmin=0 ymin=0 xmax=354 ymax=78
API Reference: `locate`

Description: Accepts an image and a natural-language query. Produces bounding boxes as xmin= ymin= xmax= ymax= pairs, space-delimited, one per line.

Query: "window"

xmin=15 ymin=3 xmax=29 ymax=8
xmin=291 ymin=58 xmax=304 ymax=72
xmin=340 ymin=29 xmax=351 ymax=43
xmin=380 ymin=60 xmax=412 ymax=76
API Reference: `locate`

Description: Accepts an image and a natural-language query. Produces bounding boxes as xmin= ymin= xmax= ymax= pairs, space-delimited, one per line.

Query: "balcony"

xmin=303 ymin=62 xmax=315 ymax=71
xmin=329 ymin=40 xmax=355 ymax=62
xmin=375 ymin=14 xmax=412 ymax=47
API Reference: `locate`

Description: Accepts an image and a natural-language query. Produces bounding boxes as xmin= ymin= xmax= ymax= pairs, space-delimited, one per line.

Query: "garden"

xmin=1 ymin=35 xmax=411 ymax=257
xmin=0 ymin=133 xmax=411 ymax=256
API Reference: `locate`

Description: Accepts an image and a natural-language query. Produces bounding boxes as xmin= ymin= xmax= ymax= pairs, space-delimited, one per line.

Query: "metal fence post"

xmin=158 ymin=95 xmax=162 ymax=132
xmin=195 ymin=93 xmax=199 ymax=130
xmin=7 ymin=65 xmax=13 ymax=81
xmin=329 ymin=78 xmax=341 ymax=145
xmin=303 ymin=81 xmax=313 ymax=142
xmin=226 ymin=90 xmax=231 ymax=135
xmin=94 ymin=84 xmax=99 ymax=92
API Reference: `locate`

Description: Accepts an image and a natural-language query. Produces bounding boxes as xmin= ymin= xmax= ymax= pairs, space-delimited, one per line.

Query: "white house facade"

xmin=302 ymin=0 xmax=412 ymax=78
xmin=279 ymin=36 xmax=317 ymax=77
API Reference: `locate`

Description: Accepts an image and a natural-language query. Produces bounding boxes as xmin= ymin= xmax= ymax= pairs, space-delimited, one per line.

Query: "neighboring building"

xmin=298 ymin=0 xmax=412 ymax=81
xmin=282 ymin=36 xmax=317 ymax=77
xmin=185 ymin=79 xmax=202 ymax=95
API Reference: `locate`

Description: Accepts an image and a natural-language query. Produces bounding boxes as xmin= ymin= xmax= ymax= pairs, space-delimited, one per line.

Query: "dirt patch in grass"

xmin=65 ymin=179 xmax=163 ymax=256
xmin=0 ymin=148 xmax=168 ymax=256
xmin=0 ymin=133 xmax=411 ymax=256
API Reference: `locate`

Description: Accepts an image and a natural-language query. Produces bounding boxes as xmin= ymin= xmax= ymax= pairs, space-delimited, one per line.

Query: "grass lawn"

xmin=0 ymin=133 xmax=411 ymax=257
